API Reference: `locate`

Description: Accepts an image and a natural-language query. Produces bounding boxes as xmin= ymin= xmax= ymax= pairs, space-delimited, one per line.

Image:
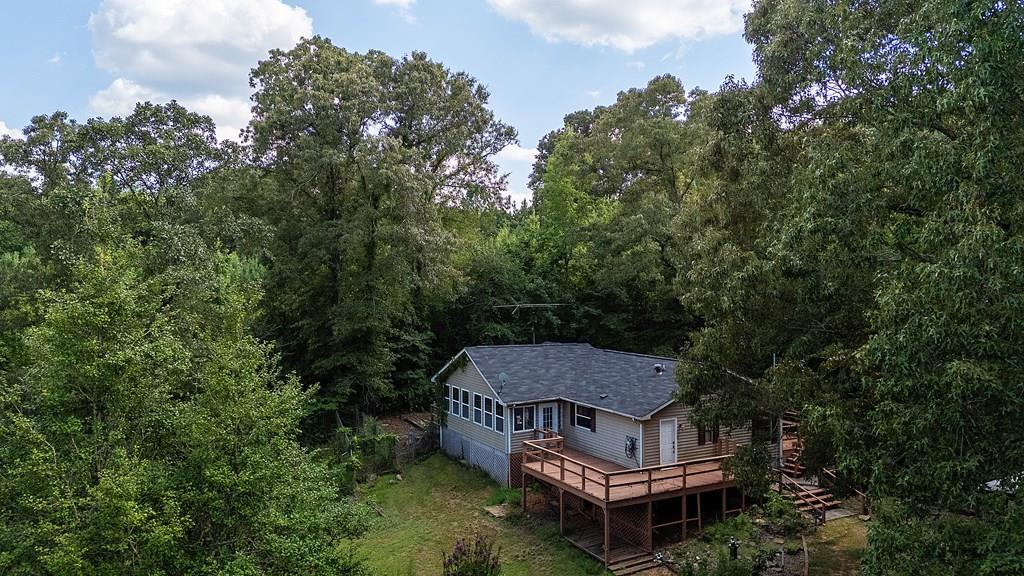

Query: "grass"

xmin=356 ymin=453 xmax=609 ymax=576
xmin=806 ymin=516 xmax=868 ymax=575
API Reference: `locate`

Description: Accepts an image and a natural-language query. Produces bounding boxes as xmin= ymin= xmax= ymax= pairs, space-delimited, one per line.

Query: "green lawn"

xmin=356 ymin=454 xmax=609 ymax=576
xmin=806 ymin=516 xmax=867 ymax=575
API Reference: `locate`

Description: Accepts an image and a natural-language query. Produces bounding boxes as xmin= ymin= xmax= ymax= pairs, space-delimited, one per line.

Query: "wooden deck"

xmin=521 ymin=437 xmax=734 ymax=506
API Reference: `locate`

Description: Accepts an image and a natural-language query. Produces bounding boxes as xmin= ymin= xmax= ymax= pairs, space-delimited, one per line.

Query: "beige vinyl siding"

xmin=642 ymin=401 xmax=752 ymax=466
xmin=508 ymin=402 xmax=545 ymax=453
xmin=443 ymin=363 xmax=506 ymax=453
xmin=563 ymin=406 xmax=643 ymax=469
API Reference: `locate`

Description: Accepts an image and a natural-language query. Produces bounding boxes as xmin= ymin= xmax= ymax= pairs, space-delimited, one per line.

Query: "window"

xmin=698 ymin=423 xmax=720 ymax=446
xmin=513 ymin=406 xmax=535 ymax=432
xmin=461 ymin=389 xmax=470 ymax=419
xmin=495 ymin=403 xmax=505 ymax=433
xmin=450 ymin=386 xmax=460 ymax=416
xmin=484 ymin=397 xmax=494 ymax=428
xmin=573 ymin=404 xmax=596 ymax=432
xmin=473 ymin=393 xmax=483 ymax=424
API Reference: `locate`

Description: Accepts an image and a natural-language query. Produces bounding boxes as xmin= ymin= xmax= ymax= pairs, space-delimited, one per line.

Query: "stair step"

xmin=608 ymin=554 xmax=660 ymax=575
xmin=795 ymin=500 xmax=841 ymax=511
xmin=610 ymin=557 xmax=659 ymax=569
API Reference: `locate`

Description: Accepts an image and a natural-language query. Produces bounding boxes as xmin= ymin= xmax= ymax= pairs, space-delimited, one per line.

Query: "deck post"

xmin=721 ymin=487 xmax=726 ymax=521
xmin=559 ymin=489 xmax=565 ymax=535
xmin=645 ymin=501 xmax=653 ymax=551
xmin=697 ymin=492 xmax=703 ymax=533
xmin=603 ymin=507 xmax=610 ymax=566
xmin=522 ymin=471 xmax=527 ymax=513
xmin=681 ymin=494 xmax=687 ymax=542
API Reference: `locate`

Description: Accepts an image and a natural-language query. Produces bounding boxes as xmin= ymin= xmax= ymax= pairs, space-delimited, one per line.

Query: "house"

xmin=434 ymin=343 xmax=753 ymax=570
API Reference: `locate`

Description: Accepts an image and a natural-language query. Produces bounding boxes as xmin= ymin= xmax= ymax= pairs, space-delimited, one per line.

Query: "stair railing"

xmin=821 ymin=467 xmax=870 ymax=516
xmin=777 ymin=471 xmax=832 ymax=523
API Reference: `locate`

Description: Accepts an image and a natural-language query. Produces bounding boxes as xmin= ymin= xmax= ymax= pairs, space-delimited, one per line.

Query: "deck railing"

xmin=521 ymin=436 xmax=735 ymax=502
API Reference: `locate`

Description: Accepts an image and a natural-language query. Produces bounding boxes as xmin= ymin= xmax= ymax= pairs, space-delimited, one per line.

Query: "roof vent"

xmin=600 ymin=393 xmax=608 ymax=399
xmin=654 ymin=363 xmax=665 ymax=374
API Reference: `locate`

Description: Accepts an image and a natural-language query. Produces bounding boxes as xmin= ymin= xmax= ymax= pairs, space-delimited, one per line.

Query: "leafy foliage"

xmin=442 ymin=536 xmax=502 ymax=576
xmin=722 ymin=443 xmax=773 ymax=501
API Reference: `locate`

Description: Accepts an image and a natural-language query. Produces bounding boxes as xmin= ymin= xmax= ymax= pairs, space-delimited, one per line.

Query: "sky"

xmin=0 ymin=0 xmax=756 ymax=203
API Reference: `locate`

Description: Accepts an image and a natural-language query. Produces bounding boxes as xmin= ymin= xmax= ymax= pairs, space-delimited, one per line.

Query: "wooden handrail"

xmin=523 ymin=439 xmax=734 ymax=503
xmin=779 ymin=472 xmax=832 ymax=520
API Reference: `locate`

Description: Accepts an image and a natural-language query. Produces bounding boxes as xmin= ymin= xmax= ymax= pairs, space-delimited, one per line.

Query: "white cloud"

xmin=90 ymin=0 xmax=312 ymax=94
xmin=627 ymin=60 xmax=646 ymax=69
xmin=373 ymin=0 xmax=415 ymax=6
xmin=0 ymin=121 xmax=22 ymax=139
xmin=495 ymin=144 xmax=536 ymax=205
xmin=586 ymin=89 xmax=601 ymax=99
xmin=88 ymin=0 xmax=312 ymax=140
xmin=90 ymin=79 xmax=250 ymax=141
xmin=89 ymin=78 xmax=161 ymax=117
xmin=180 ymin=94 xmax=251 ymax=141
xmin=488 ymin=0 xmax=751 ymax=52
xmin=496 ymin=143 xmax=538 ymax=164
xmin=48 ymin=53 xmax=62 ymax=64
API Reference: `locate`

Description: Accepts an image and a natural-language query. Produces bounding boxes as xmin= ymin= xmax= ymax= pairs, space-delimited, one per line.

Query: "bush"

xmin=722 ymin=442 xmax=773 ymax=501
xmin=753 ymin=492 xmax=809 ymax=537
xmin=442 ymin=536 xmax=501 ymax=576
xmin=702 ymin=514 xmax=758 ymax=545
xmin=675 ymin=550 xmax=754 ymax=576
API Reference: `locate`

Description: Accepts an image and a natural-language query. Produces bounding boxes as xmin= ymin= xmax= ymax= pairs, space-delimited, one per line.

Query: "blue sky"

xmin=0 ymin=0 xmax=755 ymax=202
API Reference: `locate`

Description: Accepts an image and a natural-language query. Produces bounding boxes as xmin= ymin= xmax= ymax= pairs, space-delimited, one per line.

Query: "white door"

xmin=660 ymin=418 xmax=678 ymax=465
xmin=539 ymin=402 xmax=560 ymax=432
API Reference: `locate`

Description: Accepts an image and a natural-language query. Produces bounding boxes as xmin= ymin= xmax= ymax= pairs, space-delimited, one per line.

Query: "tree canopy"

xmin=2 ymin=1 xmax=1023 ymax=571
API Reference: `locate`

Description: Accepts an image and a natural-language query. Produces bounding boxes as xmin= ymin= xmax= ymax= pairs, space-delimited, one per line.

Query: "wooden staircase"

xmin=607 ymin=551 xmax=660 ymax=575
xmin=776 ymin=411 xmax=841 ymax=520
xmin=781 ymin=452 xmax=805 ymax=477
xmin=781 ymin=483 xmax=841 ymax=515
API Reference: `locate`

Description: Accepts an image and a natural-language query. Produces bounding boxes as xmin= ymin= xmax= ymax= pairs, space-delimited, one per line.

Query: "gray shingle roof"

xmin=457 ymin=343 xmax=679 ymax=419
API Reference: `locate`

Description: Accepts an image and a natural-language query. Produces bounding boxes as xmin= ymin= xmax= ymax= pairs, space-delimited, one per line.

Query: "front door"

xmin=539 ymin=402 xmax=560 ymax=433
xmin=660 ymin=418 xmax=678 ymax=465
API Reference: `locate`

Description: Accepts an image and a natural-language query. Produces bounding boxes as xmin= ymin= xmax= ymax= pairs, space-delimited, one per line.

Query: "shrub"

xmin=722 ymin=442 xmax=773 ymax=501
xmin=442 ymin=536 xmax=501 ymax=576
xmin=702 ymin=514 xmax=758 ymax=545
xmin=754 ymin=492 xmax=809 ymax=537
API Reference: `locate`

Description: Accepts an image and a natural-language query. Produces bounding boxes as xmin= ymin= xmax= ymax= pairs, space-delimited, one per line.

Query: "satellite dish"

xmin=498 ymin=372 xmax=509 ymax=394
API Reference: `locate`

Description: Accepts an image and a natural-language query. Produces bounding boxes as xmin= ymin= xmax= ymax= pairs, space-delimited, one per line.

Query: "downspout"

xmin=638 ymin=418 xmax=644 ymax=468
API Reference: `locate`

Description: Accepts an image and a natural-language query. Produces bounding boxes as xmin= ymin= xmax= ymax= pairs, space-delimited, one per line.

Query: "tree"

xmin=0 ymin=194 xmax=368 ymax=574
xmin=682 ymin=1 xmax=1024 ymax=572
xmin=245 ymin=37 xmax=516 ymax=416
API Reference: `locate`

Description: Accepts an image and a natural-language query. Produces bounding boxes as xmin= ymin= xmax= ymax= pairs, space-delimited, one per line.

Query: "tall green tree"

xmin=681 ymin=1 xmax=1024 ymax=573
xmin=0 ymin=197 xmax=367 ymax=574
xmin=245 ymin=37 xmax=516 ymax=416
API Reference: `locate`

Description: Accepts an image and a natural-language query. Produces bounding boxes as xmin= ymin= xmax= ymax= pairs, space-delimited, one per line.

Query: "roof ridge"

xmin=466 ymin=342 xmax=592 ymax=349
xmin=596 ymin=348 xmax=679 ymax=362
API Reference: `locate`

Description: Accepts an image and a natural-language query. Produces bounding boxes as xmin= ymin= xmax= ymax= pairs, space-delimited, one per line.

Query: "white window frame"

xmin=461 ymin=389 xmax=470 ymax=419
xmin=473 ymin=393 xmax=483 ymax=425
xmin=513 ymin=405 xmax=536 ymax=433
xmin=495 ymin=402 xmax=505 ymax=433
xmin=484 ymin=397 xmax=494 ymax=429
xmin=450 ymin=385 xmax=460 ymax=416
